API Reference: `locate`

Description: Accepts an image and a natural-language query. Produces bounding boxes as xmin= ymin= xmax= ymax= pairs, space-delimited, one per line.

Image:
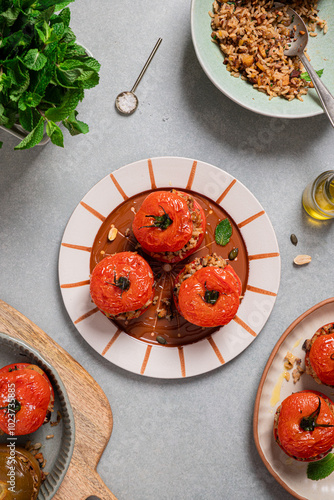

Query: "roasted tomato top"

xmin=275 ymin=391 xmax=334 ymax=461
xmin=176 ymin=266 xmax=241 ymax=328
xmin=90 ymin=252 xmax=154 ymax=316
xmin=307 ymin=326 xmax=334 ymax=386
xmin=0 ymin=369 xmax=52 ymax=435
xmin=0 ymin=363 xmax=55 ymax=408
xmin=0 ymin=444 xmax=41 ymax=500
xmin=132 ymin=191 xmax=194 ymax=253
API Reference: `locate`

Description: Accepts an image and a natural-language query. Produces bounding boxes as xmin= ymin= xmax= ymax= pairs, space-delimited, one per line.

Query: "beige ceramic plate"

xmin=59 ymin=157 xmax=280 ymax=378
xmin=254 ymin=297 xmax=334 ymax=500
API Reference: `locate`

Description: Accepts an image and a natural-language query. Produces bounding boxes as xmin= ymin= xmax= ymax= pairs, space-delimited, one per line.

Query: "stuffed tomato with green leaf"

xmin=0 ymin=0 xmax=100 ymax=150
xmin=132 ymin=190 xmax=206 ymax=263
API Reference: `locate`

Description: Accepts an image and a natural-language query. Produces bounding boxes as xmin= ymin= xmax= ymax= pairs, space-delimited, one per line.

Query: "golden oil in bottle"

xmin=302 ymin=171 xmax=334 ymax=220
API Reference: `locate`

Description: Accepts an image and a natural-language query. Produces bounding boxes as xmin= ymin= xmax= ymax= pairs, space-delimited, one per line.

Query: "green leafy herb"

xmin=299 ymin=397 xmax=334 ymax=432
xmin=203 ymin=283 xmax=219 ymax=305
xmin=0 ymin=0 xmax=100 ymax=149
xmin=301 ymin=69 xmax=324 ymax=81
xmin=140 ymin=206 xmax=173 ymax=230
xmin=215 ymin=219 xmax=233 ymax=246
xmin=307 ymin=453 xmax=334 ymax=481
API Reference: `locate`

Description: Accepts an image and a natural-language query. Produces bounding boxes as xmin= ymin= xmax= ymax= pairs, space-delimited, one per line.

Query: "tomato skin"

xmin=0 ymin=369 xmax=51 ymax=435
xmin=0 ymin=363 xmax=54 ymax=405
xmin=176 ymin=266 xmax=240 ymax=327
xmin=133 ymin=191 xmax=192 ymax=253
xmin=274 ymin=390 xmax=334 ymax=461
xmin=306 ymin=324 xmax=334 ymax=386
xmin=0 ymin=444 xmax=41 ymax=499
xmin=132 ymin=191 xmax=206 ymax=262
xmin=90 ymin=252 xmax=154 ymax=316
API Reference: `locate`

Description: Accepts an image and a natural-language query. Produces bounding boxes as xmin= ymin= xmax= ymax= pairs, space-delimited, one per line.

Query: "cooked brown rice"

xmin=209 ymin=0 xmax=327 ymax=100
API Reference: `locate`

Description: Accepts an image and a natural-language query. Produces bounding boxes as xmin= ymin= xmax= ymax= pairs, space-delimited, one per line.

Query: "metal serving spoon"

xmin=275 ymin=2 xmax=334 ymax=127
xmin=115 ymin=38 xmax=162 ymax=115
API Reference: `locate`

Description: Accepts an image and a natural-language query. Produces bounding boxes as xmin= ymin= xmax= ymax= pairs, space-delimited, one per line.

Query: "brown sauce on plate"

xmin=90 ymin=188 xmax=249 ymax=347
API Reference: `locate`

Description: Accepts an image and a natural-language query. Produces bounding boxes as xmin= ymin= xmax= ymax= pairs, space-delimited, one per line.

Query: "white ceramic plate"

xmin=191 ymin=0 xmax=333 ymax=119
xmin=254 ymin=298 xmax=334 ymax=500
xmin=58 ymin=157 xmax=280 ymax=378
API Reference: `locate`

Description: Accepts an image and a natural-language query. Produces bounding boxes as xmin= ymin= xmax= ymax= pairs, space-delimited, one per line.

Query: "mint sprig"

xmin=215 ymin=219 xmax=233 ymax=246
xmin=0 ymin=1 xmax=100 ymax=149
xmin=307 ymin=453 xmax=334 ymax=481
xmin=301 ymin=69 xmax=324 ymax=82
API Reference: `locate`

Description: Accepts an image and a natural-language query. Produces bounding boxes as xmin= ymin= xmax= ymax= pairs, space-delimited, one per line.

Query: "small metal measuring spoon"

xmin=275 ymin=2 xmax=334 ymax=127
xmin=115 ymin=38 xmax=162 ymax=115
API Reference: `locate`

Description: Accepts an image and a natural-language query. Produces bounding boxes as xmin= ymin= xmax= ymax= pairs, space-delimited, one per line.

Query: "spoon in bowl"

xmin=275 ymin=3 xmax=334 ymax=127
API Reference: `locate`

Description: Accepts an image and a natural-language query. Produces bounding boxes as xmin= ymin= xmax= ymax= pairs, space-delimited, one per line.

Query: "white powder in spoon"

xmin=116 ymin=92 xmax=137 ymax=114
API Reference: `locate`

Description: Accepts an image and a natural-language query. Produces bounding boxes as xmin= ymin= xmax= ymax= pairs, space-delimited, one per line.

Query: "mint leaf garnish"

xmin=307 ymin=453 xmax=334 ymax=481
xmin=215 ymin=219 xmax=233 ymax=246
xmin=301 ymin=69 xmax=324 ymax=81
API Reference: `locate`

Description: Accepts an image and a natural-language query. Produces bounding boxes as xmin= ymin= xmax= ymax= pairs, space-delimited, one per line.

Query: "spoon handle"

xmin=299 ymin=52 xmax=334 ymax=128
xmin=131 ymin=38 xmax=162 ymax=94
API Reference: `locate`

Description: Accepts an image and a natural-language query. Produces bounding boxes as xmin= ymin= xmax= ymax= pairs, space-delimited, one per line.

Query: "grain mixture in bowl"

xmin=210 ymin=0 xmax=327 ymax=100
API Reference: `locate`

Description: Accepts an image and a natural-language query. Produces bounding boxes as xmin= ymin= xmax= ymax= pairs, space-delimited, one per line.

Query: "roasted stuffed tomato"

xmin=90 ymin=252 xmax=155 ymax=320
xmin=274 ymin=390 xmax=334 ymax=462
xmin=0 ymin=444 xmax=41 ymax=500
xmin=132 ymin=190 xmax=206 ymax=263
xmin=304 ymin=323 xmax=334 ymax=387
xmin=173 ymin=253 xmax=242 ymax=328
xmin=0 ymin=365 xmax=54 ymax=436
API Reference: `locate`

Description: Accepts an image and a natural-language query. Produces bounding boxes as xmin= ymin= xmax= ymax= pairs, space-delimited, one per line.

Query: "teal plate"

xmin=191 ymin=0 xmax=333 ymax=118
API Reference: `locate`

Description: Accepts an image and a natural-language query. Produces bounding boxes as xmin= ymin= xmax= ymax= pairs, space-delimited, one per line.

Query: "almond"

xmin=108 ymin=225 xmax=118 ymax=242
xmin=294 ymin=254 xmax=311 ymax=265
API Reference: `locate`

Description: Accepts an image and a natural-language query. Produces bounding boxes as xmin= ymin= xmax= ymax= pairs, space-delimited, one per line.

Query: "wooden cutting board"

xmin=0 ymin=299 xmax=117 ymax=500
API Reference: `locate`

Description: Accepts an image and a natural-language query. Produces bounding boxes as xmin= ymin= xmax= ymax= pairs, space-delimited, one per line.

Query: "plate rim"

xmin=58 ymin=156 xmax=281 ymax=379
xmin=190 ymin=0 xmax=326 ymax=120
xmin=253 ymin=296 xmax=334 ymax=500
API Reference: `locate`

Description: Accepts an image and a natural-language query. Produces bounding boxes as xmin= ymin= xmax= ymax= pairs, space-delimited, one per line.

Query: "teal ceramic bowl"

xmin=191 ymin=0 xmax=333 ymax=118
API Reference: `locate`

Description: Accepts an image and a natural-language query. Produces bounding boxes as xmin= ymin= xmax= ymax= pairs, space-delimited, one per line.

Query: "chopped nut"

xmin=294 ymin=254 xmax=311 ymax=265
xmin=284 ymin=360 xmax=293 ymax=370
xmin=108 ymin=225 xmax=118 ymax=242
xmin=157 ymin=308 xmax=167 ymax=319
xmin=284 ymin=372 xmax=290 ymax=381
xmin=292 ymin=365 xmax=304 ymax=384
xmin=46 ymin=434 xmax=54 ymax=439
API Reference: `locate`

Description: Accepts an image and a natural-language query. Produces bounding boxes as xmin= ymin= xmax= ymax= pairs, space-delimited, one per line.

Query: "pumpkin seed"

xmin=228 ymin=247 xmax=239 ymax=260
xmin=290 ymin=234 xmax=298 ymax=246
xmin=156 ymin=335 xmax=167 ymax=345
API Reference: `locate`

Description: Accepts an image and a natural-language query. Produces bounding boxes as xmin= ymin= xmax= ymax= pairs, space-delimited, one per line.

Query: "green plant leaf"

xmin=14 ymin=115 xmax=44 ymax=150
xmin=62 ymin=110 xmax=88 ymax=135
xmin=54 ymin=0 xmax=75 ymax=10
xmin=1 ymin=7 xmax=21 ymax=27
xmin=65 ymin=43 xmax=86 ymax=58
xmin=0 ymin=141 xmax=3 ymax=149
xmin=21 ymin=49 xmax=47 ymax=71
xmin=44 ymin=89 xmax=83 ymax=120
xmin=301 ymin=69 xmax=324 ymax=82
xmin=307 ymin=454 xmax=334 ymax=481
xmin=46 ymin=120 xmax=64 ymax=147
xmin=19 ymin=107 xmax=34 ymax=131
xmin=215 ymin=219 xmax=233 ymax=246
xmin=18 ymin=91 xmax=42 ymax=110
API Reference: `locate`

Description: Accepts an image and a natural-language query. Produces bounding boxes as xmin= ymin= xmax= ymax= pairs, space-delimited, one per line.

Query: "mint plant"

xmin=0 ymin=0 xmax=100 ymax=149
